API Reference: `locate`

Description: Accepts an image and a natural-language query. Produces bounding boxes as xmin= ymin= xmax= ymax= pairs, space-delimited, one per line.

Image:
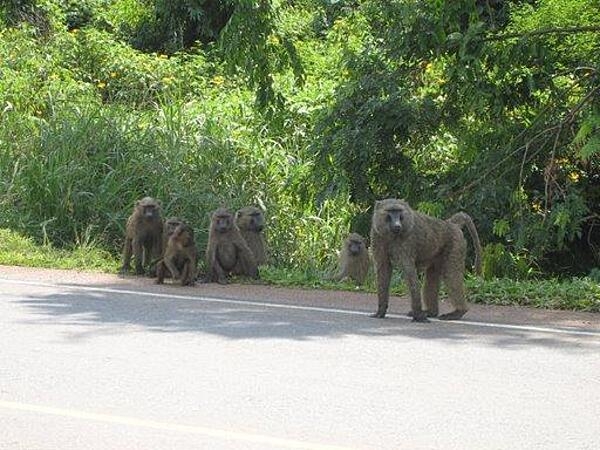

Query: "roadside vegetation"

xmin=0 ymin=1 xmax=598 ymax=312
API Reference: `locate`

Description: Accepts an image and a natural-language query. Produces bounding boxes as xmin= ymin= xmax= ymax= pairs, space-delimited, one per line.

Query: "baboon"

xmin=332 ymin=232 xmax=370 ymax=285
xmin=119 ymin=197 xmax=163 ymax=275
xmin=156 ymin=223 xmax=197 ymax=286
xmin=370 ymin=198 xmax=482 ymax=322
xmin=236 ymin=206 xmax=267 ymax=265
xmin=163 ymin=217 xmax=184 ymax=241
xmin=206 ymin=207 xmax=259 ymax=284
xmin=152 ymin=216 xmax=185 ymax=279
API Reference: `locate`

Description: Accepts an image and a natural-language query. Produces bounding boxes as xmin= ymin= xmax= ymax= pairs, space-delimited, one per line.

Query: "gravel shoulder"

xmin=0 ymin=264 xmax=598 ymax=332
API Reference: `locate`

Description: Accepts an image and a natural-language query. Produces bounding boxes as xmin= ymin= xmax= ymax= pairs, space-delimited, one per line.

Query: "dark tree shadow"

xmin=12 ymin=283 xmax=600 ymax=353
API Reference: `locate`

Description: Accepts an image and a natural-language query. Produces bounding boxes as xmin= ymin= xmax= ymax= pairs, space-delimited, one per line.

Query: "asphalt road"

xmin=1 ymin=268 xmax=599 ymax=450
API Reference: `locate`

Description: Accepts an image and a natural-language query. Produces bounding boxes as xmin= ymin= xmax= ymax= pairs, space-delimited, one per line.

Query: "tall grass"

xmin=0 ymin=96 xmax=355 ymax=270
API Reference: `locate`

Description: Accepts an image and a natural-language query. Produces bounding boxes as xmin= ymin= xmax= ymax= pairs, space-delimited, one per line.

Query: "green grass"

xmin=0 ymin=228 xmax=118 ymax=272
xmin=257 ymin=265 xmax=600 ymax=313
xmin=467 ymin=277 xmax=600 ymax=313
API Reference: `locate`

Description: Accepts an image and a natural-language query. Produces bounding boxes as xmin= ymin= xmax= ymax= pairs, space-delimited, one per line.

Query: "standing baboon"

xmin=332 ymin=232 xmax=370 ymax=285
xmin=206 ymin=207 xmax=259 ymax=284
xmin=120 ymin=197 xmax=163 ymax=275
xmin=370 ymin=198 xmax=482 ymax=322
xmin=236 ymin=206 xmax=267 ymax=265
xmin=156 ymin=223 xmax=197 ymax=286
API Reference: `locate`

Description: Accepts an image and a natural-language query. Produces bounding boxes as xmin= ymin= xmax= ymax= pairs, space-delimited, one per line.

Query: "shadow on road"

xmin=11 ymin=283 xmax=600 ymax=352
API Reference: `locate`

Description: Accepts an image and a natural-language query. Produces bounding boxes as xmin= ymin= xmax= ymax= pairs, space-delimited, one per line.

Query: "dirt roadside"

xmin=0 ymin=264 xmax=598 ymax=332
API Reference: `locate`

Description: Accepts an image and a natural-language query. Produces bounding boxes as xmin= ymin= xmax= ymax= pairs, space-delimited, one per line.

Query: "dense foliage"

xmin=0 ymin=0 xmax=598 ymax=279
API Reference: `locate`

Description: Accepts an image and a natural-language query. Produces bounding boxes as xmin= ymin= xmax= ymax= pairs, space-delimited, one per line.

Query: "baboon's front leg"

xmin=404 ymin=263 xmax=428 ymax=322
xmin=132 ymin=239 xmax=145 ymax=275
xmin=119 ymin=238 xmax=132 ymax=274
xmin=372 ymin=256 xmax=392 ymax=318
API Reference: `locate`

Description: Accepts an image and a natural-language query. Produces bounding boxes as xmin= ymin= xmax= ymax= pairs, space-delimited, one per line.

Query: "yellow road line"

xmin=0 ymin=400 xmax=356 ymax=450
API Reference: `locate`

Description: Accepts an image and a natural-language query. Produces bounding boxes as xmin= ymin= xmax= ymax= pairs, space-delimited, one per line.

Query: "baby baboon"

xmin=206 ymin=207 xmax=259 ymax=284
xmin=332 ymin=232 xmax=370 ymax=285
xmin=236 ymin=206 xmax=267 ymax=265
xmin=156 ymin=223 xmax=197 ymax=286
xmin=370 ymin=198 xmax=482 ymax=322
xmin=120 ymin=197 xmax=163 ymax=275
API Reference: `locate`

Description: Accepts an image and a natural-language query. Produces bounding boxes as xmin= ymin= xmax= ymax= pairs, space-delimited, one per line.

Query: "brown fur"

xmin=332 ymin=232 xmax=370 ymax=285
xmin=156 ymin=223 xmax=197 ymax=286
xmin=370 ymin=199 xmax=482 ymax=322
xmin=163 ymin=217 xmax=184 ymax=247
xmin=206 ymin=207 xmax=259 ymax=284
xmin=119 ymin=197 xmax=163 ymax=275
xmin=446 ymin=212 xmax=483 ymax=276
xmin=235 ymin=206 xmax=267 ymax=265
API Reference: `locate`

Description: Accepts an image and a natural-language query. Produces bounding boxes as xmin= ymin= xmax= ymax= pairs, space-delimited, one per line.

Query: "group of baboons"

xmin=120 ymin=196 xmax=482 ymax=322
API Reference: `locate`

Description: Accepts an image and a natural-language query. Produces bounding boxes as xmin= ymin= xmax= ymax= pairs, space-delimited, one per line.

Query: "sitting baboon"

xmin=332 ymin=232 xmax=370 ymax=285
xmin=119 ymin=197 xmax=163 ymax=275
xmin=156 ymin=223 xmax=197 ymax=286
xmin=370 ymin=198 xmax=482 ymax=322
xmin=206 ymin=207 xmax=259 ymax=284
xmin=163 ymin=217 xmax=184 ymax=242
xmin=236 ymin=206 xmax=267 ymax=265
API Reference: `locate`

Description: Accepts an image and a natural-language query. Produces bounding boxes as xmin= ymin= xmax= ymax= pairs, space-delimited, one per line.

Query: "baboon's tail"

xmin=447 ymin=212 xmax=482 ymax=275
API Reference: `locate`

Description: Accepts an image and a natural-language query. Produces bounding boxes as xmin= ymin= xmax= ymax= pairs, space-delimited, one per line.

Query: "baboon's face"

xmin=374 ymin=199 xmax=409 ymax=235
xmin=213 ymin=211 xmax=233 ymax=233
xmin=237 ymin=207 xmax=265 ymax=232
xmin=137 ymin=197 xmax=161 ymax=220
xmin=348 ymin=239 xmax=364 ymax=256
xmin=247 ymin=211 xmax=265 ymax=232
xmin=165 ymin=218 xmax=183 ymax=236
xmin=171 ymin=224 xmax=193 ymax=246
xmin=385 ymin=207 xmax=405 ymax=234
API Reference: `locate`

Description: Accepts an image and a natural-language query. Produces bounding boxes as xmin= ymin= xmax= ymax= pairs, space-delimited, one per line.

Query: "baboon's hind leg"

xmin=423 ymin=263 xmax=441 ymax=318
xmin=439 ymin=247 xmax=468 ymax=321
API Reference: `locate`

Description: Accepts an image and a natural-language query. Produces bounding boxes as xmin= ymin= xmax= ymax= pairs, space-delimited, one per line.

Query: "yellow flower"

xmin=97 ymin=82 xmax=106 ymax=89
xmin=568 ymin=172 xmax=580 ymax=183
xmin=70 ymin=28 xmax=79 ymax=34
xmin=211 ymin=75 xmax=225 ymax=86
xmin=267 ymin=34 xmax=280 ymax=45
xmin=110 ymin=72 xmax=117 ymax=78
xmin=158 ymin=54 xmax=168 ymax=59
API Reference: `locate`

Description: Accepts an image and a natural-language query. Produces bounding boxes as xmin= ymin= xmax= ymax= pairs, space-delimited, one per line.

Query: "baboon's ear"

xmin=375 ymin=200 xmax=382 ymax=207
xmin=135 ymin=199 xmax=140 ymax=207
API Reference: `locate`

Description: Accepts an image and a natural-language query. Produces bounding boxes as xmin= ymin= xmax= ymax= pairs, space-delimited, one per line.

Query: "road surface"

xmin=1 ymin=266 xmax=599 ymax=449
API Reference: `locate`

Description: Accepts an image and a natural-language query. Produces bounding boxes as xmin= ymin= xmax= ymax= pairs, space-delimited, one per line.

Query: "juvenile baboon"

xmin=120 ymin=197 xmax=163 ymax=275
xmin=206 ymin=207 xmax=259 ymax=284
xmin=156 ymin=223 xmax=197 ymax=286
xmin=332 ymin=232 xmax=370 ymax=285
xmin=236 ymin=206 xmax=267 ymax=265
xmin=163 ymin=217 xmax=184 ymax=240
xmin=370 ymin=198 xmax=482 ymax=322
